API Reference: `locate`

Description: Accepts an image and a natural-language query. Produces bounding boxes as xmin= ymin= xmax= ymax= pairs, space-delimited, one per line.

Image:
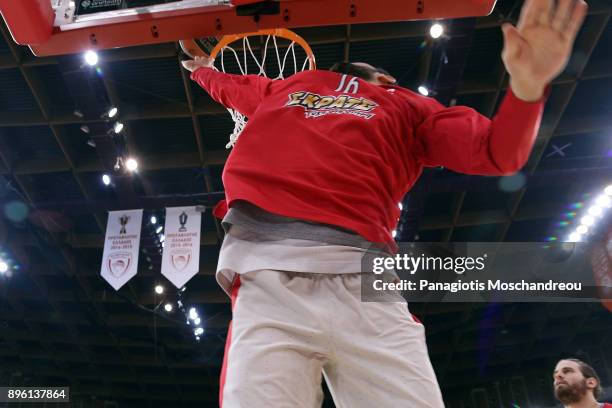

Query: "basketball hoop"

xmin=180 ymin=29 xmax=316 ymax=148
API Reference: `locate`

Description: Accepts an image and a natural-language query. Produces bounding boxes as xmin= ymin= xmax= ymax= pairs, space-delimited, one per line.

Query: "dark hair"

xmin=562 ymin=358 xmax=603 ymax=399
xmin=329 ymin=62 xmax=393 ymax=82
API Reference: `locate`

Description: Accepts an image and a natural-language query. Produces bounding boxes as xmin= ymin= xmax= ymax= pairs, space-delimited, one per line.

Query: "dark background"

xmin=0 ymin=0 xmax=611 ymax=406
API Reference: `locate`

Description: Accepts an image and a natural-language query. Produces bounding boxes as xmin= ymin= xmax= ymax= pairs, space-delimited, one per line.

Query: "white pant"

xmin=220 ymin=270 xmax=445 ymax=408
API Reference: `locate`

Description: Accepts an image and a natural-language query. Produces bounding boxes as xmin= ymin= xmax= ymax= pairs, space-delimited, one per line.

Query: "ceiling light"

xmin=108 ymin=107 xmax=118 ymax=118
xmin=155 ymin=285 xmax=164 ymax=295
xmin=0 ymin=260 xmax=8 ymax=273
xmin=164 ymin=303 xmax=173 ymax=312
xmin=194 ymin=317 xmax=201 ymax=325
xmin=580 ymin=215 xmax=594 ymax=226
xmin=576 ymin=225 xmax=588 ymax=235
xmin=194 ymin=327 xmax=204 ymax=336
xmin=125 ymin=158 xmax=138 ymax=172
xmin=155 ymin=226 xmax=163 ymax=234
xmin=151 ymin=216 xmax=157 ymax=224
xmin=588 ymin=205 xmax=602 ymax=217
xmin=84 ymin=50 xmax=99 ymax=66
xmin=418 ymin=85 xmax=429 ymax=96
xmin=392 ymin=230 xmax=397 ymax=238
xmin=567 ymin=232 xmax=581 ymax=242
xmin=605 ymin=185 xmax=612 ymax=196
xmin=102 ymin=174 xmax=111 ymax=186
xmin=113 ymin=122 xmax=124 ymax=134
xmin=189 ymin=308 xmax=198 ymax=320
xmin=429 ymin=23 xmax=444 ymax=39
xmin=595 ymin=195 xmax=611 ymax=208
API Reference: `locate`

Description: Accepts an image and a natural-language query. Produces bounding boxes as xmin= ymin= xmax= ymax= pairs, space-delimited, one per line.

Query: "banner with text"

xmin=101 ymin=209 xmax=143 ymax=290
xmin=161 ymin=206 xmax=201 ymax=288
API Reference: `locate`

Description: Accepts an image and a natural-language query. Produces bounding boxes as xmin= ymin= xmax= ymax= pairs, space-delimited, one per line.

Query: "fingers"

xmin=517 ymin=0 xmax=553 ymax=30
xmin=501 ymin=23 xmax=524 ymax=60
xmin=565 ymin=0 xmax=588 ymax=41
xmin=194 ymin=55 xmax=212 ymax=66
xmin=181 ymin=60 xmax=198 ymax=72
xmin=552 ymin=0 xmax=573 ymax=31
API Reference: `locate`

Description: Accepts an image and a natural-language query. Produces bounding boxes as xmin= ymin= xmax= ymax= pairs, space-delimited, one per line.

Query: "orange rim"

xmin=180 ymin=28 xmax=316 ymax=70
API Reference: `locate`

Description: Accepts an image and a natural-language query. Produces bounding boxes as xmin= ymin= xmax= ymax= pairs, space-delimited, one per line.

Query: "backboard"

xmin=0 ymin=0 xmax=497 ymax=57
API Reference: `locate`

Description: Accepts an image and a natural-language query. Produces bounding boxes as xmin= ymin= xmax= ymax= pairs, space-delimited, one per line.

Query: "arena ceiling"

xmin=0 ymin=0 xmax=611 ymax=406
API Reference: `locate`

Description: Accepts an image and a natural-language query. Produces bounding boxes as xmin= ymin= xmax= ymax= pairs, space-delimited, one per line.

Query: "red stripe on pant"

xmin=219 ymin=276 xmax=241 ymax=407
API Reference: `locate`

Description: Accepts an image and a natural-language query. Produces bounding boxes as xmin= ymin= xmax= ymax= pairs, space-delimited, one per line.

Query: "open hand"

xmin=181 ymin=55 xmax=215 ymax=73
xmin=502 ymin=0 xmax=588 ymax=101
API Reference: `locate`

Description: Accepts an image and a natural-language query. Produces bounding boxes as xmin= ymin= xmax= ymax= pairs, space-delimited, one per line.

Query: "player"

xmin=554 ymin=358 xmax=611 ymax=408
xmin=182 ymin=0 xmax=588 ymax=406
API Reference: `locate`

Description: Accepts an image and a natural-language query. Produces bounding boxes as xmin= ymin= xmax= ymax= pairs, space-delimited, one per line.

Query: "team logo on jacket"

xmin=285 ymin=92 xmax=378 ymax=119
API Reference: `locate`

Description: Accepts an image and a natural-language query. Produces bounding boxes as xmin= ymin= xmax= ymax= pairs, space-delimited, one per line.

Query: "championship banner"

xmin=161 ymin=206 xmax=201 ymax=288
xmin=101 ymin=209 xmax=143 ymax=290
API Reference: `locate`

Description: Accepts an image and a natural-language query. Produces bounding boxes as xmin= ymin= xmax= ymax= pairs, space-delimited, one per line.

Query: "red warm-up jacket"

xmin=191 ymin=68 xmax=545 ymax=248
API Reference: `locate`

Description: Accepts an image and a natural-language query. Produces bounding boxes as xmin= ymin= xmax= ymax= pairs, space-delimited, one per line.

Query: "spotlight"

xmin=80 ymin=125 xmax=90 ymax=134
xmin=429 ymin=23 xmax=444 ymax=39
xmin=580 ymin=215 xmax=594 ymax=226
xmin=125 ymin=158 xmax=138 ymax=172
xmin=84 ymin=50 xmax=99 ymax=66
xmin=164 ymin=303 xmax=173 ymax=312
xmin=189 ymin=308 xmax=198 ymax=320
xmin=113 ymin=122 xmax=124 ymax=134
xmin=194 ymin=317 xmax=201 ymax=325
xmin=155 ymin=285 xmax=164 ymax=295
xmin=194 ymin=327 xmax=204 ymax=336
xmin=156 ymin=226 xmax=163 ymax=234
xmin=418 ymin=85 xmax=429 ymax=96
xmin=567 ymin=232 xmax=581 ymax=242
xmin=576 ymin=225 xmax=588 ymax=235
xmin=108 ymin=107 xmax=118 ymax=118
xmin=588 ymin=205 xmax=602 ymax=217
xmin=0 ymin=260 xmax=8 ymax=273
xmin=151 ymin=216 xmax=157 ymax=225
xmin=595 ymin=195 xmax=611 ymax=208
xmin=102 ymin=174 xmax=111 ymax=186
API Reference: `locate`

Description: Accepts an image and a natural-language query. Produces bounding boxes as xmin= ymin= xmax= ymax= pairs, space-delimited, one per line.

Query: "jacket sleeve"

xmin=190 ymin=67 xmax=273 ymax=117
xmin=414 ymin=88 xmax=547 ymax=176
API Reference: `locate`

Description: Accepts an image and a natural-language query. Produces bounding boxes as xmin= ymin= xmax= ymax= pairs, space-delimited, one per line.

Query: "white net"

xmin=212 ymin=32 xmax=314 ymax=148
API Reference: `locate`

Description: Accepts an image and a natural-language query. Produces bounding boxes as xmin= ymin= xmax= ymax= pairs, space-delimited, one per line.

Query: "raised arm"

xmin=416 ymin=0 xmax=587 ymax=176
xmin=415 ymin=91 xmax=546 ymax=176
xmin=182 ymin=56 xmax=273 ymax=117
